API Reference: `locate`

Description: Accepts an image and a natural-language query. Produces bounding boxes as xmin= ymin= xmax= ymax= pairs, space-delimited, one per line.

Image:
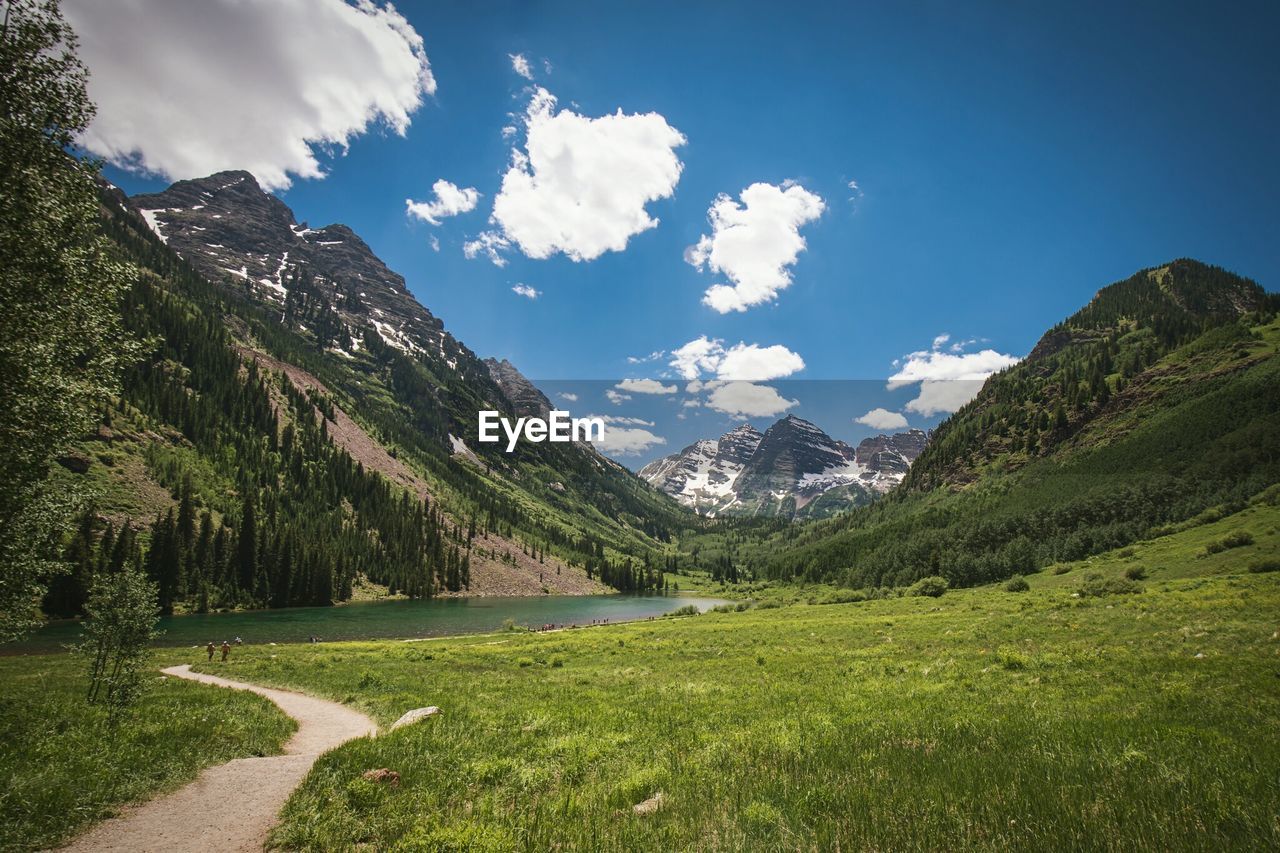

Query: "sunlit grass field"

xmin=0 ymin=654 xmax=294 ymax=851
xmin=183 ymin=567 xmax=1280 ymax=850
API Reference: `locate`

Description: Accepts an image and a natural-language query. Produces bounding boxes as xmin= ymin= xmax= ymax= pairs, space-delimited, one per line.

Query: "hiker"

xmin=221 ymin=640 xmax=230 ymax=662
xmin=206 ymin=641 xmax=215 ymax=661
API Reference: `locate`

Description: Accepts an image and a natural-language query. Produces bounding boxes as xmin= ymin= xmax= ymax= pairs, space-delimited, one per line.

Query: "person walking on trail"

xmin=221 ymin=640 xmax=230 ymax=662
xmin=206 ymin=641 xmax=215 ymax=662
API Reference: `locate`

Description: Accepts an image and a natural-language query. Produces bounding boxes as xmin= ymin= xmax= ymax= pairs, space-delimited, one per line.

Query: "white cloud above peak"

xmin=510 ymin=53 xmax=534 ymax=80
xmin=855 ymin=408 xmax=909 ymax=430
xmin=511 ymin=283 xmax=540 ymax=299
xmin=705 ymin=382 xmax=797 ymax=418
xmin=406 ymin=180 xmax=480 ymax=225
xmin=668 ymin=336 xmax=805 ymax=381
xmin=687 ymin=181 xmax=825 ymax=313
xmin=64 ymin=0 xmax=434 ymax=191
xmin=616 ymin=379 xmax=676 ymax=395
xmin=469 ymin=87 xmax=686 ymax=264
xmin=888 ymin=335 xmax=1021 ymax=416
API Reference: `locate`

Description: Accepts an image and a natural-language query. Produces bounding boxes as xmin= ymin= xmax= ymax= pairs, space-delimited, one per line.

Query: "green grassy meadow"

xmin=177 ymin=551 xmax=1280 ymax=849
xmin=3 ymin=501 xmax=1278 ymax=851
xmin=0 ymin=654 xmax=294 ymax=851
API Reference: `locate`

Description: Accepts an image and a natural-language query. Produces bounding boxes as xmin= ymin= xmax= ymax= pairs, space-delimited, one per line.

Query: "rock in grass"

xmin=362 ymin=768 xmax=400 ymax=786
xmin=633 ymin=792 xmax=666 ymax=816
xmin=391 ymin=707 xmax=441 ymax=729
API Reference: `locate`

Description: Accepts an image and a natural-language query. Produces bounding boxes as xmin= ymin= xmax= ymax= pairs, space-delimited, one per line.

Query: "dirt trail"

xmin=60 ymin=665 xmax=376 ymax=853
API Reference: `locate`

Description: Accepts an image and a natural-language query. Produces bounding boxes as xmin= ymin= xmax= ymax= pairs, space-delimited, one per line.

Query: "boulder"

xmin=362 ymin=768 xmax=400 ymax=786
xmin=391 ymin=706 xmax=441 ymax=730
xmin=633 ymin=792 xmax=665 ymax=816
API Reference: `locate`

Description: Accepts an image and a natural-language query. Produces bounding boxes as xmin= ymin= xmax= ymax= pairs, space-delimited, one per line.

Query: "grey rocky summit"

xmin=640 ymin=416 xmax=930 ymax=519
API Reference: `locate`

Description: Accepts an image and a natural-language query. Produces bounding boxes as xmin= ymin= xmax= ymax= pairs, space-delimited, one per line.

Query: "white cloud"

xmin=509 ymin=53 xmax=534 ymax=80
xmin=511 ymin=283 xmax=540 ymax=299
xmin=605 ymin=389 xmax=631 ymax=405
xmin=616 ymin=379 xmax=676 ymax=395
xmin=887 ymin=335 xmax=1021 ymax=416
xmin=716 ymin=343 xmax=806 ymax=381
xmin=626 ymin=350 xmax=665 ymax=365
xmin=681 ymin=399 xmax=702 ymax=408
xmin=599 ymin=415 xmax=655 ymax=427
xmin=557 ymin=392 xmax=578 ymax=402
xmin=668 ymin=336 xmax=805 ymax=381
xmin=429 ymin=235 xmax=440 ymax=252
xmin=705 ymin=382 xmax=797 ymax=418
xmin=686 ymin=181 xmax=825 ymax=313
xmin=855 ymin=408 xmax=909 ymax=430
xmin=406 ymin=180 xmax=480 ymax=225
xmin=463 ymin=231 xmax=511 ymax=267
xmin=590 ymin=425 xmax=666 ymax=456
xmin=65 ymin=0 xmax=434 ymax=191
xmin=903 ymin=380 xmax=988 ymax=417
xmin=473 ymin=87 xmax=686 ymax=264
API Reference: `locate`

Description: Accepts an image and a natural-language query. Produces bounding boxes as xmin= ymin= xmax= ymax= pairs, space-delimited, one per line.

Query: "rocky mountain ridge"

xmin=640 ymin=415 xmax=929 ymax=519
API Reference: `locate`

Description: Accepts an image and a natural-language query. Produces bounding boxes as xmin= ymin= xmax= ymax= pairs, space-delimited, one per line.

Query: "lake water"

xmin=8 ymin=593 xmax=729 ymax=654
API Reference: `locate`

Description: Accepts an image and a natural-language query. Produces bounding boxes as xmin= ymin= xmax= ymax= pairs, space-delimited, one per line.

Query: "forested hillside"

xmin=42 ymin=185 xmax=694 ymax=616
xmin=676 ymin=261 xmax=1279 ymax=589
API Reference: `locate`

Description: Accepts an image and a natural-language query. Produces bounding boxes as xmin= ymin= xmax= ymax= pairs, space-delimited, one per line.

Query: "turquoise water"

xmin=9 ymin=593 xmax=729 ymax=653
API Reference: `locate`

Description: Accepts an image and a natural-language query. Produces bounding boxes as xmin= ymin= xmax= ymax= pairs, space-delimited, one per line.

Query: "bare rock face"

xmin=483 ymin=358 xmax=552 ymax=419
xmin=129 ymin=171 xmax=478 ymax=374
xmin=390 ymin=706 xmax=442 ymax=730
xmin=641 ymin=416 xmax=931 ymax=520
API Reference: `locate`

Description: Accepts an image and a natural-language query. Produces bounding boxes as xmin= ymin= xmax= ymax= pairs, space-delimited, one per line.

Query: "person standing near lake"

xmin=206 ymin=641 xmax=214 ymax=661
xmin=221 ymin=640 xmax=230 ymax=662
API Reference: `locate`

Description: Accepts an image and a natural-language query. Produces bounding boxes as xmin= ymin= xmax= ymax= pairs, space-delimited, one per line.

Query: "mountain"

xmin=640 ymin=416 xmax=929 ymax=519
xmin=756 ymin=259 xmax=1280 ymax=589
xmin=43 ymin=172 xmax=696 ymax=617
xmin=129 ymin=170 xmax=470 ymax=367
xmin=483 ymin=358 xmax=552 ymax=419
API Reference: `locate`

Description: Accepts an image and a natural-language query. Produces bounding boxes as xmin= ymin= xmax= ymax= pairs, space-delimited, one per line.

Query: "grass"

xmin=172 ymin=569 xmax=1280 ymax=850
xmin=0 ymin=654 xmax=294 ymax=851
xmin=1030 ymin=492 xmax=1280 ymax=589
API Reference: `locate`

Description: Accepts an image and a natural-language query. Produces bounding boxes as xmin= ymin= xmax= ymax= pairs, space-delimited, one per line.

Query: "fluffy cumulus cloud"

xmin=686 ymin=181 xmax=825 ymax=313
xmin=469 ymin=88 xmax=686 ymax=264
xmin=406 ymin=180 xmax=480 ymax=225
xmin=605 ymin=389 xmax=631 ymax=405
xmin=557 ymin=392 xmax=578 ymax=402
xmin=511 ymin=283 xmax=540 ymax=299
xmin=509 ymin=53 xmax=534 ymax=80
xmin=668 ymin=336 xmax=805 ymax=381
xmin=855 ymin=408 xmax=909 ymax=430
xmin=64 ymin=0 xmax=435 ymax=191
xmin=704 ymin=382 xmax=798 ymax=419
xmin=586 ymin=415 xmax=665 ymax=456
xmin=616 ymin=379 xmax=676 ymax=395
xmin=887 ymin=335 xmax=1021 ymax=416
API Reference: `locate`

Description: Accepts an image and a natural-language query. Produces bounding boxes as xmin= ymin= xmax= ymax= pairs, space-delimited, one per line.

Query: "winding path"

xmin=61 ymin=665 xmax=377 ymax=853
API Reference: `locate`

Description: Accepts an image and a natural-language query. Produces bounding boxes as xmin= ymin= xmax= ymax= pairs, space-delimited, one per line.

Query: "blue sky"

xmin=89 ymin=0 xmax=1278 ymax=461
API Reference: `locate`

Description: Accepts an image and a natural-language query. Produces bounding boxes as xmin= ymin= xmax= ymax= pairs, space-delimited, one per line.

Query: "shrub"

xmin=1222 ymin=531 xmax=1254 ymax=548
xmin=1052 ymin=564 xmax=1072 ymax=575
xmin=908 ymin=575 xmax=949 ymax=598
xmin=666 ymin=605 xmax=699 ymax=618
xmin=1004 ymin=576 xmax=1030 ymax=592
xmin=1248 ymin=559 xmax=1280 ymax=574
xmin=755 ymin=600 xmax=782 ymax=610
xmin=1124 ymin=565 xmax=1148 ymax=581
